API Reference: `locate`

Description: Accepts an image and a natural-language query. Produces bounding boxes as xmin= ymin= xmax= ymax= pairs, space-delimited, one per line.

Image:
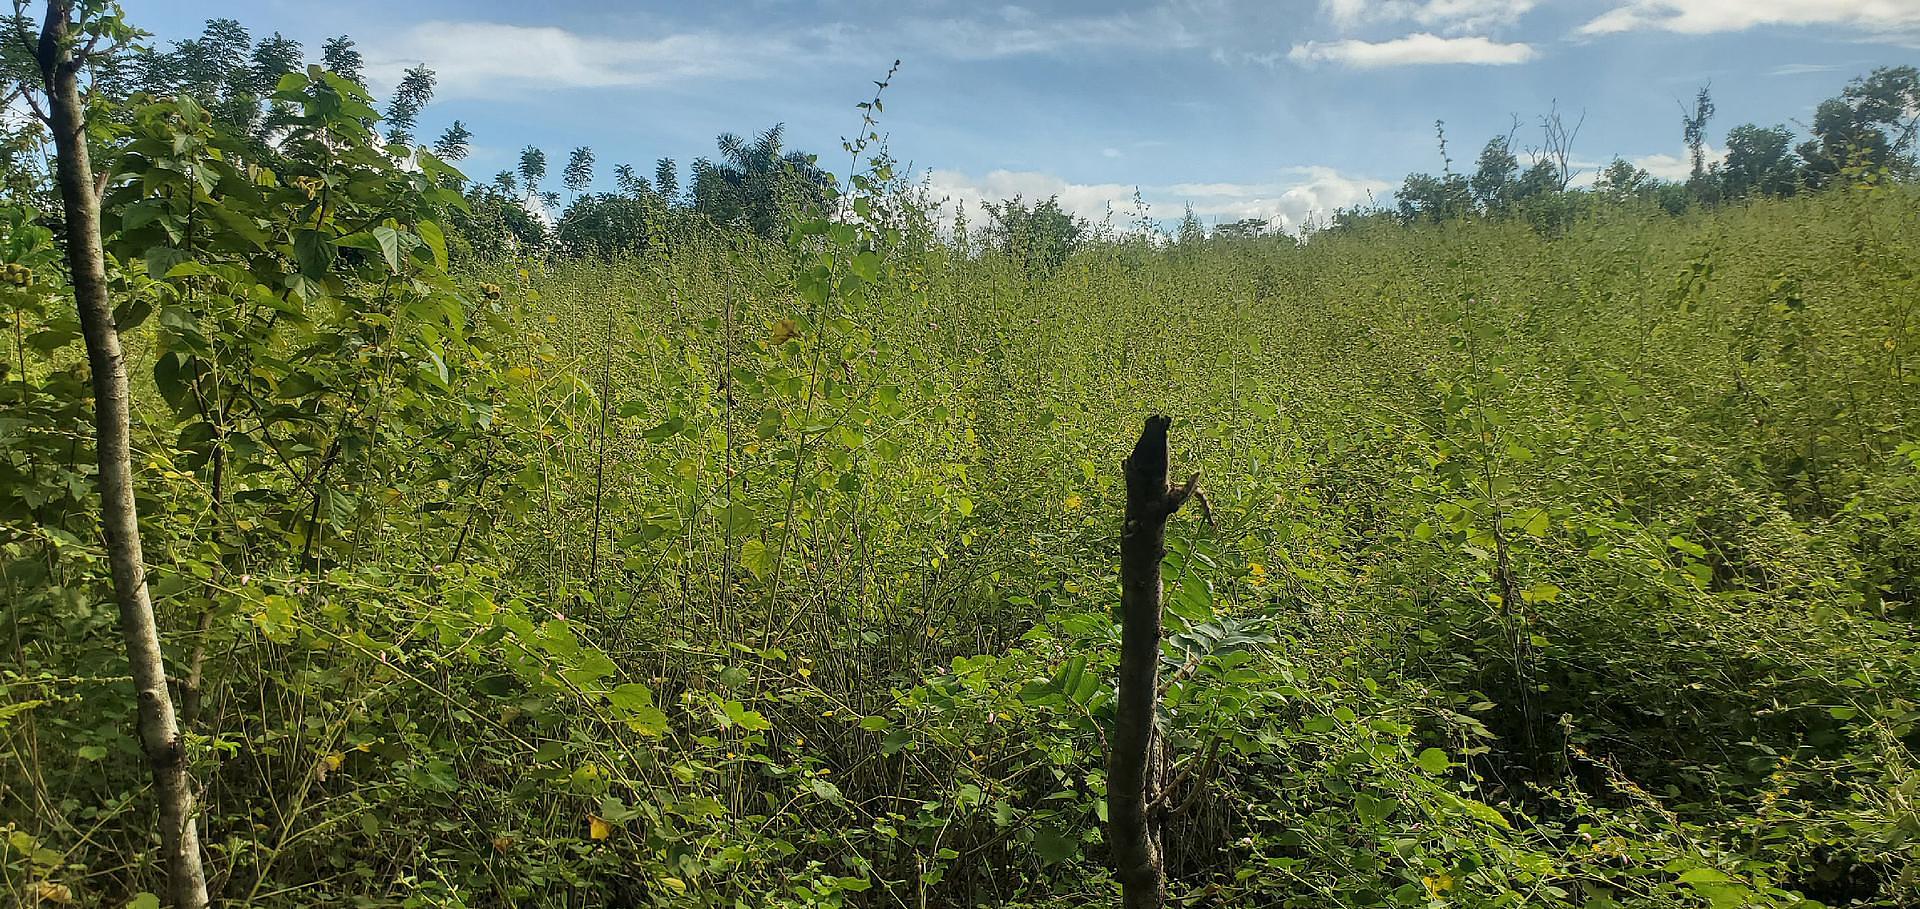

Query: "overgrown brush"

xmin=3 ymin=67 xmax=1918 ymax=907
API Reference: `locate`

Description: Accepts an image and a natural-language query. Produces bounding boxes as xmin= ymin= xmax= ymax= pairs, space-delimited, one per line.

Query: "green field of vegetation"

xmin=3 ymin=6 xmax=1919 ymax=909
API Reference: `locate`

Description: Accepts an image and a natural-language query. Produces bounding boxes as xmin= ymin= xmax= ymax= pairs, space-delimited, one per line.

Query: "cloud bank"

xmin=1579 ymin=0 xmax=1920 ymax=39
xmin=1288 ymin=33 xmax=1538 ymax=67
xmin=926 ymin=166 xmax=1390 ymax=234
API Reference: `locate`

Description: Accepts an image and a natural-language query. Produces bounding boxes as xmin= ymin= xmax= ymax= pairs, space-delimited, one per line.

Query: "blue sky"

xmin=138 ymin=0 xmax=1920 ymax=230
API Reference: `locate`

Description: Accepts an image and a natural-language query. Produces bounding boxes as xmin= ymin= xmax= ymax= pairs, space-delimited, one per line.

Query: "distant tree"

xmin=247 ymin=32 xmax=302 ymax=94
xmin=321 ymin=36 xmax=363 ymax=86
xmin=492 ymin=171 xmax=518 ymax=197
xmin=1175 ymin=204 xmax=1205 ymax=245
xmin=1799 ymin=66 xmax=1920 ymax=186
xmin=1676 ymin=87 xmax=1722 ymax=205
xmin=689 ymin=124 xmax=831 ymax=238
xmin=518 ymin=146 xmax=549 ymax=205
xmin=563 ymin=147 xmax=596 ymax=198
xmin=1471 ymin=136 xmax=1520 ymax=215
xmin=383 ymin=65 xmax=436 ymax=146
xmin=558 ymin=193 xmax=668 ymax=257
xmin=433 ymin=121 xmax=473 ymax=162
xmin=981 ymin=195 xmax=1084 ymax=277
xmin=1719 ymin=124 xmax=1800 ymax=198
xmin=174 ymin=18 xmax=249 ymax=95
xmin=1683 ymin=85 xmax=1716 ymax=186
xmin=613 ymin=164 xmax=650 ymax=196
xmin=1593 ymin=158 xmax=1654 ymax=201
xmin=248 ymin=32 xmax=302 ymax=137
xmin=1530 ymin=102 xmax=1586 ymax=192
xmin=1513 ymin=159 xmax=1560 ymax=201
xmin=1212 ymin=218 xmax=1269 ymax=239
xmin=655 ymin=157 xmax=680 ymax=204
xmin=134 ymin=19 xmax=257 ymax=134
xmin=1395 ymin=172 xmax=1472 ymax=223
xmin=453 ymin=192 xmax=550 ymax=260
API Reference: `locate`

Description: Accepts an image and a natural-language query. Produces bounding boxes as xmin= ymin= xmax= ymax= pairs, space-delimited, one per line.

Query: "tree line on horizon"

xmin=1375 ymin=69 xmax=1920 ymax=233
xmin=14 ymin=16 xmax=1920 ymax=275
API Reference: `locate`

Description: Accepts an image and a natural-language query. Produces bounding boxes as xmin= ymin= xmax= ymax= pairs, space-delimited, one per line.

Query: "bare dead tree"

xmin=27 ymin=1 xmax=211 ymax=905
xmin=1108 ymin=415 xmax=1199 ymax=909
xmin=1541 ymin=100 xmax=1587 ymax=191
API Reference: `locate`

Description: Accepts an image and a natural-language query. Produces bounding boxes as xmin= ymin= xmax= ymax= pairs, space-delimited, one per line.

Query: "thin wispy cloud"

xmin=363 ymin=21 xmax=801 ymax=97
xmin=1770 ymin=62 xmax=1845 ymax=76
xmin=367 ymin=7 xmax=1209 ymax=100
xmin=1579 ymin=1 xmax=1920 ymax=40
xmin=1288 ymin=33 xmax=1538 ymax=67
xmin=1322 ymin=0 xmax=1538 ymax=34
xmin=895 ymin=5 xmax=1202 ymax=60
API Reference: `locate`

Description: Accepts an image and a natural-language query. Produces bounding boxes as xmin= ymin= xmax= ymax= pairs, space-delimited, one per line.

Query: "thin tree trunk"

xmin=1108 ymin=415 xmax=1196 ymax=909
xmin=36 ymin=5 xmax=211 ymax=906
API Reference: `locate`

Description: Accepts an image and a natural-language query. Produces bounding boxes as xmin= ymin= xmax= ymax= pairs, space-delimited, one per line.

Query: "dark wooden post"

xmin=1108 ymin=415 xmax=1197 ymax=909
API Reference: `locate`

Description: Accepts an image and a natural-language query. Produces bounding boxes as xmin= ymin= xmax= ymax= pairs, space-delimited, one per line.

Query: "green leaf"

xmin=721 ymin=700 xmax=771 ymax=731
xmin=1032 ymin=825 xmax=1079 ymax=865
xmin=372 ymin=224 xmax=405 ymax=273
xmin=850 ymin=250 xmax=881 ymax=281
xmin=1355 ymin=792 xmax=1396 ymax=826
xmin=293 ymin=229 xmax=335 ymax=277
xmin=145 ymin=245 xmax=189 ymax=279
xmin=808 ymin=777 xmax=844 ymax=803
xmin=608 ymin=682 xmax=655 ymax=712
xmin=416 ymin=220 xmax=449 ymax=270
xmin=1668 ymin=535 xmax=1707 ymax=558
xmin=1522 ymin=582 xmax=1562 ymax=604
xmin=1679 ymin=868 xmax=1732 ymax=885
xmin=740 ymin=539 xmax=774 ymax=581
xmin=1415 ymin=747 xmax=1450 ymax=774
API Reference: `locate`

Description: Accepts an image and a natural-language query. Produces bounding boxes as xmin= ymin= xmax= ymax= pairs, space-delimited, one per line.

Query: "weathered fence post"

xmin=1108 ymin=415 xmax=1198 ymax=909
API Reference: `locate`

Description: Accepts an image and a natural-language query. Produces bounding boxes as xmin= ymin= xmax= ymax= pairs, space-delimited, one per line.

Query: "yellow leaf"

xmin=37 ymin=881 xmax=73 ymax=903
xmin=588 ymin=815 xmax=612 ymax=840
xmin=661 ymin=876 xmax=688 ymax=893
xmin=770 ymin=318 xmax=798 ymax=344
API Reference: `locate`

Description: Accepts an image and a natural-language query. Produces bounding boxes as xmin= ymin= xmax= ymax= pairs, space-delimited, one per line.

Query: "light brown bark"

xmin=36 ymin=3 xmax=211 ymax=906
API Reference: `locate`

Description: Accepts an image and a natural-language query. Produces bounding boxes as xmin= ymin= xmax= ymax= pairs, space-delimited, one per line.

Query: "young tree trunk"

xmin=36 ymin=5 xmax=212 ymax=906
xmin=1108 ymin=415 xmax=1197 ymax=909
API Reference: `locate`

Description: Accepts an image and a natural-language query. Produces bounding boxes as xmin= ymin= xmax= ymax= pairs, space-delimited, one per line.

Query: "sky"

xmin=136 ymin=0 xmax=1920 ymax=231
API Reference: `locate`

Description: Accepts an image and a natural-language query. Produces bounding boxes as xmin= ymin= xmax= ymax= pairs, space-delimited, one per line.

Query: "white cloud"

xmin=927 ymin=169 xmax=1140 ymax=228
xmin=1627 ymin=143 xmax=1723 ymax=181
xmin=1579 ymin=1 xmax=1920 ymax=39
xmin=1323 ymin=0 xmax=1538 ymax=33
xmin=1102 ymin=147 xmax=1124 ymax=158
xmin=364 ymin=21 xmax=796 ymax=97
xmin=366 ymin=9 xmax=1209 ymax=99
xmin=1770 ymin=62 xmax=1846 ymax=75
xmin=1288 ymin=33 xmax=1538 ymax=67
xmin=1168 ymin=168 xmax=1392 ymax=230
xmin=895 ymin=6 xmax=1202 ymax=59
xmin=925 ymin=166 xmax=1389 ymax=234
